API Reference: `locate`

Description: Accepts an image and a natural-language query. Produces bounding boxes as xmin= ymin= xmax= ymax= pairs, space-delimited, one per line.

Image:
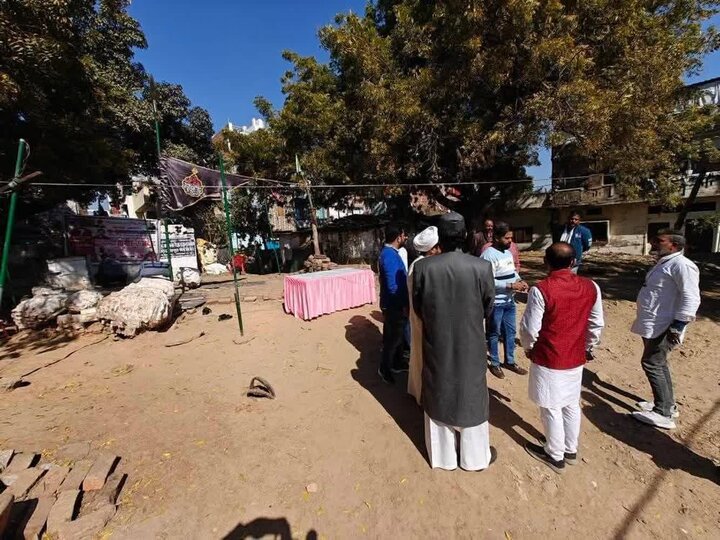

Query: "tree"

xmin=249 ymin=0 xmax=718 ymax=222
xmin=0 ymin=0 xmax=215 ymax=215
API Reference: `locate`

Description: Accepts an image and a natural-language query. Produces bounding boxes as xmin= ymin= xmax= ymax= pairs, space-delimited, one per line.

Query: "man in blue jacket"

xmin=559 ymin=210 xmax=592 ymax=273
xmin=378 ymin=223 xmax=409 ymax=384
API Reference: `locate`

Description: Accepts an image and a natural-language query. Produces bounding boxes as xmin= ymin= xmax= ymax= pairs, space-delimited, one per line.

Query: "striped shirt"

xmin=481 ymin=246 xmax=520 ymax=304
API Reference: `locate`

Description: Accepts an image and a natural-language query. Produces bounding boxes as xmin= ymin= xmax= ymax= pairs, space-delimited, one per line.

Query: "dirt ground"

xmin=1 ymin=252 xmax=718 ymax=539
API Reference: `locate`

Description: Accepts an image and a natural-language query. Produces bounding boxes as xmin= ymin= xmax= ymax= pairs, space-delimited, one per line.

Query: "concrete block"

xmin=82 ymin=472 xmax=126 ymax=514
xmin=22 ymin=496 xmax=55 ymax=540
xmin=55 ymin=503 xmax=115 ymax=540
xmin=58 ymin=459 xmax=92 ymax=491
xmin=3 ymin=452 xmax=38 ymax=474
xmin=0 ymin=492 xmax=14 ymax=536
xmin=7 ymin=467 xmax=45 ymax=499
xmin=82 ymin=454 xmax=118 ymax=491
xmin=28 ymin=465 xmax=69 ymax=498
xmin=0 ymin=449 xmax=14 ymax=470
xmin=46 ymin=489 xmax=79 ymax=534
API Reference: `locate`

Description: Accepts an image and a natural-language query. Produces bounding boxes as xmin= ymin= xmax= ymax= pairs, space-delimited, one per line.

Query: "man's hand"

xmin=510 ymin=281 xmax=529 ymax=292
xmin=667 ymin=328 xmax=682 ymax=349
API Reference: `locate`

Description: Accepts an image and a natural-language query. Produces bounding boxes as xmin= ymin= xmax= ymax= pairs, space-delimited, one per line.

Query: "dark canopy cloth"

xmin=159 ymin=156 xmax=251 ymax=211
xmin=412 ymin=250 xmax=495 ymax=427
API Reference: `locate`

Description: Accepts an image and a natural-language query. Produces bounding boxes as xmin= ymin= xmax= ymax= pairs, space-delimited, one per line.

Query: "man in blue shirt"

xmin=378 ymin=223 xmax=409 ymax=384
xmin=481 ymin=222 xmax=529 ymax=379
xmin=559 ymin=211 xmax=592 ymax=273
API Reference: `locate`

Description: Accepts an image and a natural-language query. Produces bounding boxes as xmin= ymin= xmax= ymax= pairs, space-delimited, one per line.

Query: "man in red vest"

xmin=519 ymin=242 xmax=604 ymax=473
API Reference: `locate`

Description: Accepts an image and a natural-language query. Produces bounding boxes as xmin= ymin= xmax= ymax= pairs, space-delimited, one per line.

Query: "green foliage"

xmin=0 ymin=0 xmax=214 ymax=213
xmin=241 ymin=0 xmax=718 ymax=217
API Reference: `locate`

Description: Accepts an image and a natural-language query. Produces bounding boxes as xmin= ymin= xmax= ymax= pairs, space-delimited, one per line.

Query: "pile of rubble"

xmin=9 ymin=256 xmax=179 ymax=338
xmin=0 ymin=445 xmax=125 ymax=539
xmin=304 ymin=254 xmax=338 ymax=272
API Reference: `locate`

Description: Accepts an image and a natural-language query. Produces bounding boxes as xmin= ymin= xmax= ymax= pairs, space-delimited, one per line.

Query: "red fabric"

xmin=479 ymin=242 xmax=521 ymax=272
xmin=531 ymin=269 xmax=597 ymax=370
xmin=232 ymin=254 xmax=246 ymax=273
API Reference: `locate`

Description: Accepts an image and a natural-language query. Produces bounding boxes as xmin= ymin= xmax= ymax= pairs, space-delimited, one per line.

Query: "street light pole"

xmin=0 ymin=139 xmax=27 ymax=302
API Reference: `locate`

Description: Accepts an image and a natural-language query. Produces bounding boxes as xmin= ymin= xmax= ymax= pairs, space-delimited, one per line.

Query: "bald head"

xmin=545 ymin=242 xmax=576 ymax=270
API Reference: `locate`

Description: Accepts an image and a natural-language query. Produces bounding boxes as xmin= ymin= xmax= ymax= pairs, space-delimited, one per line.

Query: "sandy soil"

xmin=1 ymin=252 xmax=718 ymax=539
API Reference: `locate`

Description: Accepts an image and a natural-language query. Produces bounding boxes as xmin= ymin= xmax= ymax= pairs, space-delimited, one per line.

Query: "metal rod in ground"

xmin=152 ymin=94 xmax=174 ymax=280
xmin=0 ymin=139 xmax=26 ymax=301
xmin=218 ymin=154 xmax=244 ymax=336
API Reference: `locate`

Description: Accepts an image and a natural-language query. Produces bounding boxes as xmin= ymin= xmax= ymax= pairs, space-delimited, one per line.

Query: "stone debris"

xmin=0 ymin=447 xmax=126 ymax=540
xmin=46 ymin=257 xmax=92 ymax=292
xmin=82 ymin=454 xmax=117 ymax=491
xmin=180 ymin=267 xmax=201 ymax=288
xmin=0 ymin=449 xmax=14 ymax=470
xmin=65 ymin=290 xmax=103 ymax=313
xmin=0 ymin=376 xmax=24 ymax=393
xmin=2 ymin=452 xmax=38 ymax=475
xmin=97 ymin=279 xmax=175 ymax=337
xmin=304 ymin=254 xmax=338 ymax=272
xmin=11 ymin=290 xmax=68 ymax=330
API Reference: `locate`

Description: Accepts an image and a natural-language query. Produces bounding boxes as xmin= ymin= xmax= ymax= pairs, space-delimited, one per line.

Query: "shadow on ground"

xmin=582 ymin=368 xmax=718 ymax=485
xmin=345 ymin=314 xmax=425 ymax=458
xmin=223 ymin=517 xmax=317 ymax=540
xmin=0 ymin=329 xmax=78 ymax=362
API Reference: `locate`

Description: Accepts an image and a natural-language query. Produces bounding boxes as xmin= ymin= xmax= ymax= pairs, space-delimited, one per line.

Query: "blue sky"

xmin=129 ymin=1 xmax=720 ymax=182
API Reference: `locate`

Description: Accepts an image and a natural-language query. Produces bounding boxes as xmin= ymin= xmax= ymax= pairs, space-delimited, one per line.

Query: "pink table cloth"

xmin=284 ymin=268 xmax=376 ymax=320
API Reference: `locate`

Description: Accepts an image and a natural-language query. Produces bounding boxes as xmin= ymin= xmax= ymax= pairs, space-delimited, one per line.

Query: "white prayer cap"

xmin=413 ymin=226 xmax=439 ymax=253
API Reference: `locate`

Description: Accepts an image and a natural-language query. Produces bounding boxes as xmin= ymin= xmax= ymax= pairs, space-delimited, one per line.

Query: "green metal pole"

xmin=153 ymin=111 xmax=173 ymax=280
xmin=219 ymin=154 xmax=244 ymax=335
xmin=0 ymin=139 xmax=26 ymax=302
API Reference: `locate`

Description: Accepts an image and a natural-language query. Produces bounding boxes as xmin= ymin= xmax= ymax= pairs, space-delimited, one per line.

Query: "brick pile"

xmin=0 ymin=447 xmax=125 ymax=539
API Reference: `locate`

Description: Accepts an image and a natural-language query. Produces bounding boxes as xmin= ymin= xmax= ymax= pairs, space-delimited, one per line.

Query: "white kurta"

xmin=407 ymin=256 xmax=424 ymax=404
xmin=520 ymin=282 xmax=604 ymax=405
xmin=424 ymin=414 xmax=491 ymax=471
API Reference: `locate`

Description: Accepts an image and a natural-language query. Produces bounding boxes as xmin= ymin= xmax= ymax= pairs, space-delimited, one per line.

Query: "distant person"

xmin=630 ymin=230 xmax=700 ymax=430
xmin=558 ymin=210 xmax=592 ymax=273
xmin=478 ymin=217 xmax=521 ymax=271
xmin=412 ymin=212 xmax=497 ymax=471
xmin=378 ymin=223 xmax=409 ymax=384
xmin=481 ymin=222 xmax=529 ymax=379
xmin=519 ymin=242 xmax=604 ymax=474
xmin=407 ymin=226 xmax=440 ymax=405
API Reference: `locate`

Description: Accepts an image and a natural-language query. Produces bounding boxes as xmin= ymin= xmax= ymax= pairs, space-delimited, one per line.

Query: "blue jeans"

xmin=487 ymin=302 xmax=516 ymax=367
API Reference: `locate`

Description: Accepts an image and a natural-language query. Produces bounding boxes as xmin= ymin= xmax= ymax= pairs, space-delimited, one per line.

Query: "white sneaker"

xmin=631 ymin=410 xmax=676 ymax=430
xmin=636 ymin=401 xmax=680 ymax=419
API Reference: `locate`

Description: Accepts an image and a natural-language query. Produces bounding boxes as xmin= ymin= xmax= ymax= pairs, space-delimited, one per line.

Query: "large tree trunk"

xmin=674 ymin=169 xmax=706 ymax=230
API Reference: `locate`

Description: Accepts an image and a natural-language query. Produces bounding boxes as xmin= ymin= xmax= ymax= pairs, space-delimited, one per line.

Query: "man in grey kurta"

xmin=412 ymin=212 xmax=497 ymax=470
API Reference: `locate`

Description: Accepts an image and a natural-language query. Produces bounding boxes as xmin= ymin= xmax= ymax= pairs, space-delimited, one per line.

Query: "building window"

xmin=581 ymin=220 xmax=609 ymax=243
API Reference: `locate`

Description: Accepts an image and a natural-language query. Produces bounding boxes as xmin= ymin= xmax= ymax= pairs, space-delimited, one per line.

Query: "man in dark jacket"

xmin=378 ymin=223 xmax=409 ymax=384
xmin=412 ymin=212 xmax=497 ymax=471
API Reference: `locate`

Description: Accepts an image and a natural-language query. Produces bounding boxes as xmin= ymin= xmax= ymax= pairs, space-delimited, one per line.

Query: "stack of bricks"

xmin=303 ymin=254 xmax=338 ymax=272
xmin=0 ymin=447 xmax=125 ymax=539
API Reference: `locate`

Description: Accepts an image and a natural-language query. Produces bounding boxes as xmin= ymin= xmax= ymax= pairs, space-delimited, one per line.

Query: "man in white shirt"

xmin=630 ymin=230 xmax=701 ymax=430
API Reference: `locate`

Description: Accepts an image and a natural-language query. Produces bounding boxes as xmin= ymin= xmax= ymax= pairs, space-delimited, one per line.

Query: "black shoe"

xmin=378 ymin=367 xmax=395 ymax=384
xmin=536 ymin=435 xmax=577 ymax=464
xmin=489 ymin=446 xmax=498 ymax=466
xmin=524 ymin=442 xmax=565 ymax=474
xmin=489 ymin=365 xmax=505 ymax=379
xmin=504 ymin=363 xmax=528 ymax=375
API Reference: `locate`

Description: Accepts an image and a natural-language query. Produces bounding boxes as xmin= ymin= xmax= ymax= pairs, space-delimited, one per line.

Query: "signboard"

xmin=265 ymin=240 xmax=280 ymax=250
xmin=65 ymin=215 xmax=159 ymax=263
xmin=158 ymin=224 xmax=198 ymax=271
